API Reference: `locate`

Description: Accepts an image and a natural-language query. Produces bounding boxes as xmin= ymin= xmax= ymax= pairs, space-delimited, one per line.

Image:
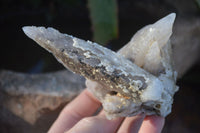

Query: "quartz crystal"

xmin=22 ymin=13 xmax=178 ymax=119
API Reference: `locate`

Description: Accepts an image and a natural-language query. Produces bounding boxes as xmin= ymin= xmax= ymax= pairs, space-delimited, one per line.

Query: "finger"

xmin=117 ymin=113 xmax=145 ymax=133
xmin=48 ymin=89 xmax=101 ymax=133
xmin=139 ymin=115 xmax=165 ymax=133
xmin=97 ymin=109 xmax=107 ymax=116
xmin=67 ymin=113 xmax=124 ymax=133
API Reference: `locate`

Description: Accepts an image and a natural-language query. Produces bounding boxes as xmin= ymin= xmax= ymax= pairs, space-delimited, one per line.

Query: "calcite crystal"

xmin=22 ymin=13 xmax=178 ymax=119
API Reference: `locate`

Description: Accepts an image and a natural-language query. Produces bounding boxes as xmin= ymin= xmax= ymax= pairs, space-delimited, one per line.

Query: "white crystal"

xmin=22 ymin=13 xmax=178 ymax=120
xmin=86 ymin=13 xmax=178 ymax=119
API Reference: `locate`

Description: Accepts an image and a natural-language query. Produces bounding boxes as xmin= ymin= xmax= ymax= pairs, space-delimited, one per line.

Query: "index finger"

xmin=48 ymin=89 xmax=101 ymax=133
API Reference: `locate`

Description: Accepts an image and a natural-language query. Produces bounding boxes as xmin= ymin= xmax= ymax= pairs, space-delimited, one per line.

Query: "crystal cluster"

xmin=23 ymin=13 xmax=178 ymax=119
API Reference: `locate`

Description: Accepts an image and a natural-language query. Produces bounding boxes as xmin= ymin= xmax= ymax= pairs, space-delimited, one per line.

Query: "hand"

xmin=48 ymin=89 xmax=165 ymax=133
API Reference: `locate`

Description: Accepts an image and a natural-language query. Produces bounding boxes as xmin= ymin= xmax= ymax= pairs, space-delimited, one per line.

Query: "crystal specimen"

xmin=22 ymin=13 xmax=178 ymax=119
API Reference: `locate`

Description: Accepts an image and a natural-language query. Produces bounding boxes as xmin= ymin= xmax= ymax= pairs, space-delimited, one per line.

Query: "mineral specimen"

xmin=22 ymin=13 xmax=178 ymax=119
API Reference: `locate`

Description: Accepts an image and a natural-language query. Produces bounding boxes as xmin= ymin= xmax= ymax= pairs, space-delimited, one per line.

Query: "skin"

xmin=48 ymin=89 xmax=165 ymax=133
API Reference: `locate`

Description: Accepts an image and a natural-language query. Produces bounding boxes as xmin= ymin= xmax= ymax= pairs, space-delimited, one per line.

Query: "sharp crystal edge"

xmin=22 ymin=13 xmax=179 ymax=119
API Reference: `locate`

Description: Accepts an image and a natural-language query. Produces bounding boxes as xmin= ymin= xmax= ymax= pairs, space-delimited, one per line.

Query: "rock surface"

xmin=172 ymin=17 xmax=200 ymax=77
xmin=22 ymin=13 xmax=178 ymax=119
xmin=0 ymin=70 xmax=85 ymax=132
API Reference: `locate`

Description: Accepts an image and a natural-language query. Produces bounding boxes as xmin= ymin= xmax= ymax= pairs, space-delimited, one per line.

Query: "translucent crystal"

xmin=22 ymin=13 xmax=178 ymax=120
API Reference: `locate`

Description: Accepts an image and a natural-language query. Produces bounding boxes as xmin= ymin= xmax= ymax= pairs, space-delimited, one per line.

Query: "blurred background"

xmin=0 ymin=0 xmax=200 ymax=132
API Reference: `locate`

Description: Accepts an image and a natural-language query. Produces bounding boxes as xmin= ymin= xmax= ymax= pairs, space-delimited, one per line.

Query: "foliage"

xmin=88 ymin=0 xmax=118 ymax=45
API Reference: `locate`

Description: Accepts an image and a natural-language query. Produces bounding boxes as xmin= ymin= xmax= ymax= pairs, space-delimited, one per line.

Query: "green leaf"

xmin=88 ymin=0 xmax=118 ymax=45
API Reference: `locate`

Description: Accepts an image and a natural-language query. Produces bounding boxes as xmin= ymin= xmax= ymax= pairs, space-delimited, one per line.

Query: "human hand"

xmin=48 ymin=89 xmax=165 ymax=133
